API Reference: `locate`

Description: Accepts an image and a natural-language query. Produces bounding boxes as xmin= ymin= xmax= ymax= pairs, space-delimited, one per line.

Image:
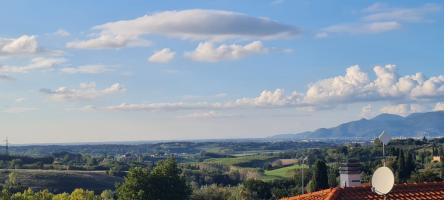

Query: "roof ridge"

xmin=282 ymin=181 xmax=444 ymax=200
xmin=280 ymin=188 xmax=336 ymax=200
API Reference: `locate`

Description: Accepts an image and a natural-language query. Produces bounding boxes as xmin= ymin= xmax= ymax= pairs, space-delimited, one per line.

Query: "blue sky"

xmin=1 ymin=0 xmax=444 ymax=144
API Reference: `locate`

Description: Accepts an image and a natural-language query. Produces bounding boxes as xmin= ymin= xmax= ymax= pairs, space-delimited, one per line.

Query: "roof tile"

xmin=282 ymin=182 xmax=444 ymax=200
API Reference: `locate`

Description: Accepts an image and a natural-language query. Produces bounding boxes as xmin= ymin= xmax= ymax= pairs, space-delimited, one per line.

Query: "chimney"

xmin=339 ymin=160 xmax=361 ymax=188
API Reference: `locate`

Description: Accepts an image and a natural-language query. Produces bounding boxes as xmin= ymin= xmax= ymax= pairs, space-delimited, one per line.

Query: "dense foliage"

xmin=116 ymin=158 xmax=191 ymax=200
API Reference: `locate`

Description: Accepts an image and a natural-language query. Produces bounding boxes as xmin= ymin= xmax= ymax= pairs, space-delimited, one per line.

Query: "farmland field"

xmin=0 ymin=169 xmax=122 ymax=193
xmin=262 ymin=164 xmax=306 ymax=181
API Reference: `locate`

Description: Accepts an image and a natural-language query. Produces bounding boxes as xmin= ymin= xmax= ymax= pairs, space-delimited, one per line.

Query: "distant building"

xmin=339 ymin=160 xmax=361 ymax=188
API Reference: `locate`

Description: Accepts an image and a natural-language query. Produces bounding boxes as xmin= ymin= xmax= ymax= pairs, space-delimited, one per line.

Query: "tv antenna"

xmin=379 ymin=131 xmax=391 ymax=166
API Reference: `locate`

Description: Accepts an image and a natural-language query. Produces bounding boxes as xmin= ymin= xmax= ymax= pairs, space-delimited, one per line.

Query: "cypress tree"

xmin=405 ymin=150 xmax=415 ymax=180
xmin=397 ymin=149 xmax=406 ymax=182
xmin=312 ymin=160 xmax=329 ymax=191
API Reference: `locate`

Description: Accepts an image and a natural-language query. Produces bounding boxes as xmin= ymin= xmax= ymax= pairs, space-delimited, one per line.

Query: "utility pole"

xmin=301 ymin=160 xmax=304 ymax=194
xmin=4 ymin=137 xmax=8 ymax=156
xmin=301 ymin=157 xmax=307 ymax=194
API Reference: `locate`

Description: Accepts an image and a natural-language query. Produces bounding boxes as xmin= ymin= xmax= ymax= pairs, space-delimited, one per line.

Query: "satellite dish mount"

xmin=371 ymin=131 xmax=394 ymax=199
xmin=379 ymin=131 xmax=391 ymax=166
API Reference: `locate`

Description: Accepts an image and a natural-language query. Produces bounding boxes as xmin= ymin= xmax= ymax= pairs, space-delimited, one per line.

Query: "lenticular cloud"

xmin=67 ymin=9 xmax=299 ymax=49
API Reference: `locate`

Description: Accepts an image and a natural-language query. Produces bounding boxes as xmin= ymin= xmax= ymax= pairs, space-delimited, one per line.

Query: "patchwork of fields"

xmin=0 ymin=169 xmax=122 ymax=193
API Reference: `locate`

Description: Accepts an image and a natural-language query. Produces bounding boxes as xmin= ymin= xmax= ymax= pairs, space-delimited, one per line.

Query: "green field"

xmin=205 ymin=154 xmax=275 ymax=168
xmin=262 ymin=164 xmax=305 ymax=181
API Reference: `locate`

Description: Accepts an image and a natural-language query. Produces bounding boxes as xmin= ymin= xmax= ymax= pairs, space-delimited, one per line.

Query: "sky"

xmin=1 ymin=0 xmax=444 ymax=144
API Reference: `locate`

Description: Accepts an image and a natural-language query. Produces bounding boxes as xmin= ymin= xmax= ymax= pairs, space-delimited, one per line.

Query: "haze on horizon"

xmin=1 ymin=0 xmax=444 ymax=144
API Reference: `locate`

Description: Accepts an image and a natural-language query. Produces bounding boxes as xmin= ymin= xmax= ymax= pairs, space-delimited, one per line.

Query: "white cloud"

xmin=0 ymin=35 xmax=39 ymax=55
xmin=320 ymin=21 xmax=401 ymax=36
xmin=380 ymin=104 xmax=424 ymax=116
xmin=54 ymin=29 xmax=71 ymax=37
xmin=0 ymin=57 xmax=65 ymax=73
xmin=178 ymin=111 xmax=236 ymax=119
xmin=318 ymin=3 xmax=440 ymax=37
xmin=40 ymin=82 xmax=125 ymax=101
xmin=105 ymin=65 xmax=444 ymax=112
xmin=66 ymin=105 xmax=98 ymax=112
xmin=3 ymin=106 xmax=37 ymax=114
xmin=304 ymin=65 xmax=371 ymax=104
xmin=67 ymin=9 xmax=299 ymax=49
xmin=234 ymin=89 xmax=303 ymax=107
xmin=106 ymin=102 xmax=227 ymax=112
xmin=15 ymin=97 xmax=25 ymax=103
xmin=304 ymin=65 xmax=444 ymax=104
xmin=434 ymin=102 xmax=444 ymax=111
xmin=363 ymin=3 xmax=441 ymax=22
xmin=185 ymin=41 xmax=267 ymax=62
xmin=148 ymin=48 xmax=175 ymax=63
xmin=360 ymin=104 xmax=373 ymax=119
xmin=66 ymin=34 xmax=150 ymax=49
xmin=106 ymin=89 xmax=303 ymax=112
xmin=60 ymin=64 xmax=112 ymax=74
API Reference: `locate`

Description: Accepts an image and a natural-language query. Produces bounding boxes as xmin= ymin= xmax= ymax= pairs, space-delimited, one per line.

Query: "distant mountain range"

xmin=270 ymin=111 xmax=444 ymax=139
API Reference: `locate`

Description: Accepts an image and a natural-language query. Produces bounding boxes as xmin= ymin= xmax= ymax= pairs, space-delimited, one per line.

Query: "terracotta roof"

xmin=282 ymin=182 xmax=444 ymax=200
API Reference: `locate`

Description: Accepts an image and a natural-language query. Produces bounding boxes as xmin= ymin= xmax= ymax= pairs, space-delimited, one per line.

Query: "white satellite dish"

xmin=371 ymin=166 xmax=394 ymax=195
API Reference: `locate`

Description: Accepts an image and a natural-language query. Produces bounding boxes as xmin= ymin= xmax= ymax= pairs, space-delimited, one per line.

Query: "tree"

xmin=405 ymin=150 xmax=416 ymax=179
xmin=242 ymin=179 xmax=271 ymax=200
xmin=327 ymin=167 xmax=338 ymax=187
xmin=64 ymin=188 xmax=98 ymax=200
xmin=311 ymin=160 xmax=329 ymax=191
xmin=100 ymin=190 xmax=115 ymax=200
xmin=397 ymin=149 xmax=407 ymax=182
xmin=150 ymin=158 xmax=192 ymax=199
xmin=117 ymin=167 xmax=150 ymax=200
xmin=117 ymin=158 xmax=191 ymax=200
xmin=413 ymin=169 xmax=442 ymax=182
xmin=191 ymin=184 xmax=232 ymax=200
xmin=11 ymin=188 xmax=54 ymax=200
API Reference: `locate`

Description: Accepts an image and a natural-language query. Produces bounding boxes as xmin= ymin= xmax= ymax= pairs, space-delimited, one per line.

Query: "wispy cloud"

xmin=60 ymin=64 xmax=113 ymax=74
xmin=319 ymin=21 xmax=401 ymax=36
xmin=3 ymin=106 xmax=37 ymax=114
xmin=0 ymin=57 xmax=65 ymax=73
xmin=40 ymin=82 xmax=125 ymax=101
xmin=363 ymin=3 xmax=441 ymax=22
xmin=178 ymin=111 xmax=238 ymax=119
xmin=148 ymin=48 xmax=175 ymax=63
xmin=67 ymin=35 xmax=150 ymax=49
xmin=53 ymin=29 xmax=71 ymax=37
xmin=317 ymin=3 xmax=441 ymax=37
